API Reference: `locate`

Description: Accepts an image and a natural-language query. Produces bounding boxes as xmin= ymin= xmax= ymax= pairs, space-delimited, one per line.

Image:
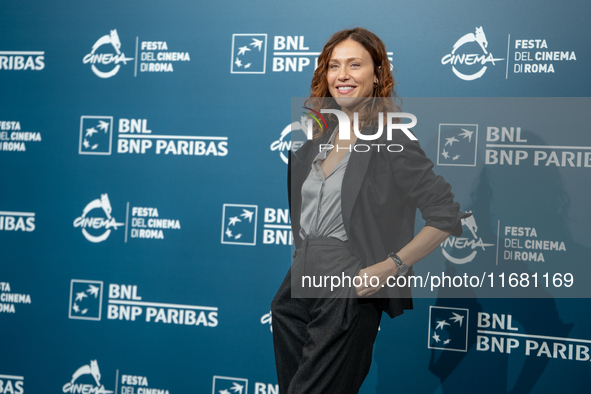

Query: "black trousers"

xmin=271 ymin=237 xmax=382 ymax=394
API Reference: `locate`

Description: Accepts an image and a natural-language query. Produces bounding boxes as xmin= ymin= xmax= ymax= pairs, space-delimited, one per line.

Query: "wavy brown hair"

xmin=305 ymin=27 xmax=401 ymax=139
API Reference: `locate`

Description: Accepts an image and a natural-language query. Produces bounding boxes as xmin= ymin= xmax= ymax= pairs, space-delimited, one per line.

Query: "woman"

xmin=271 ymin=27 xmax=468 ymax=394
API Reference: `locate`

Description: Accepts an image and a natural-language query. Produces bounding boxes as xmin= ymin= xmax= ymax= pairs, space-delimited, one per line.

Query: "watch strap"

xmin=388 ymin=252 xmax=409 ymax=276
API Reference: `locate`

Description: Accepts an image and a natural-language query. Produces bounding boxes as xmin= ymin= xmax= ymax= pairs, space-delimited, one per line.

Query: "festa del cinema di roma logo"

xmin=73 ymin=194 xmax=123 ymax=243
xmin=441 ymin=27 xmax=505 ymax=81
xmin=83 ymin=29 xmax=133 ymax=78
xmin=63 ymin=360 xmax=113 ymax=394
xmin=440 ymin=213 xmax=494 ymax=265
xmin=271 ymin=115 xmax=309 ymax=164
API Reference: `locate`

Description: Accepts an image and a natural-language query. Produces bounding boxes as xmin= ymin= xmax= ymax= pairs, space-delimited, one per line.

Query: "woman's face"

xmin=327 ymin=38 xmax=377 ymax=108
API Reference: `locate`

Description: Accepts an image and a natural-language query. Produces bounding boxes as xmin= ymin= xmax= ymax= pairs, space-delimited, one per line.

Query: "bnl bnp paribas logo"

xmin=79 ymin=116 xmax=113 ymax=155
xmin=231 ymin=34 xmax=267 ymax=74
xmin=212 ymin=376 xmax=248 ymax=394
xmin=79 ymin=116 xmax=228 ymax=157
xmin=437 ymin=124 xmax=478 ymax=167
xmin=441 ymin=27 xmax=505 ymax=81
xmin=69 ymin=280 xmax=103 ymax=321
xmin=221 ymin=204 xmax=258 ymax=245
xmin=0 ymin=373 xmax=24 ymax=394
xmin=83 ymin=29 xmax=133 ymax=78
xmin=231 ymin=34 xmax=393 ymax=75
xmin=212 ymin=376 xmax=278 ymax=394
xmin=221 ymin=204 xmax=292 ymax=246
xmin=428 ymin=306 xmax=469 ymax=352
xmin=0 ymin=49 xmax=44 ymax=71
xmin=440 ymin=213 xmax=495 ymax=265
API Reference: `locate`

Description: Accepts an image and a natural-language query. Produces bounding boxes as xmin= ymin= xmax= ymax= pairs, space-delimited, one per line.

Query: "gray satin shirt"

xmin=299 ymin=129 xmax=350 ymax=241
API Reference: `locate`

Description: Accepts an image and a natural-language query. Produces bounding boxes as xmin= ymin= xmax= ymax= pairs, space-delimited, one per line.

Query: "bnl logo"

xmin=212 ymin=376 xmax=279 ymax=394
xmin=212 ymin=376 xmax=248 ymax=394
xmin=231 ymin=34 xmax=267 ymax=74
xmin=221 ymin=204 xmax=291 ymax=246
xmin=69 ymin=280 xmax=103 ymax=321
xmin=79 ymin=116 xmax=113 ymax=155
xmin=221 ymin=204 xmax=258 ymax=245
xmin=262 ymin=208 xmax=291 ymax=245
xmin=437 ymin=124 xmax=478 ymax=167
xmin=428 ymin=306 xmax=469 ymax=352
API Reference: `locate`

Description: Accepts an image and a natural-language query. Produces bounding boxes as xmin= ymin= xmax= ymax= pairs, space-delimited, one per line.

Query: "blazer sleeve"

xmin=386 ymin=132 xmax=470 ymax=237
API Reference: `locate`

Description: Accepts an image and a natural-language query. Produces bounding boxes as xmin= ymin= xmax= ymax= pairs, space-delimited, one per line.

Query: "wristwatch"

xmin=388 ymin=252 xmax=409 ymax=276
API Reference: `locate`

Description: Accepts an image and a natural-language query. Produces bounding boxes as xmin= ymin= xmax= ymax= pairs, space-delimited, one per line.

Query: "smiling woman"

xmin=305 ymin=29 xmax=400 ymax=143
xmin=271 ymin=27 xmax=469 ymax=394
xmin=327 ymin=39 xmax=377 ymax=100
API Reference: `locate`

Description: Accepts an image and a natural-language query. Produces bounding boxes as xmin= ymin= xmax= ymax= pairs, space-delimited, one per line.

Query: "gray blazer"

xmin=288 ymin=126 xmax=468 ymax=318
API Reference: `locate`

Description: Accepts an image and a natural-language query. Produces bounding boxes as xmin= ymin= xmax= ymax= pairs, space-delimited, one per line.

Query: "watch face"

xmin=398 ymin=264 xmax=409 ymax=276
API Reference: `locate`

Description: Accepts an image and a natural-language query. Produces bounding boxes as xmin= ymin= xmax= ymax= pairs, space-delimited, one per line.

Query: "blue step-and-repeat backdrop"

xmin=2 ymin=0 xmax=590 ymax=393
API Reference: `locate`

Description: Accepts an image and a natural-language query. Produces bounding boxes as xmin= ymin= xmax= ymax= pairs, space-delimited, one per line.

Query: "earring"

xmin=370 ymin=82 xmax=378 ymax=113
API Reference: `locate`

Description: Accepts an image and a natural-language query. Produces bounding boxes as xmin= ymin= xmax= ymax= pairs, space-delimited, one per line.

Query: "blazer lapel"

xmin=291 ymin=132 xmax=330 ymax=187
xmin=341 ymin=128 xmax=374 ymax=239
xmin=289 ymin=132 xmax=331 ymax=247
